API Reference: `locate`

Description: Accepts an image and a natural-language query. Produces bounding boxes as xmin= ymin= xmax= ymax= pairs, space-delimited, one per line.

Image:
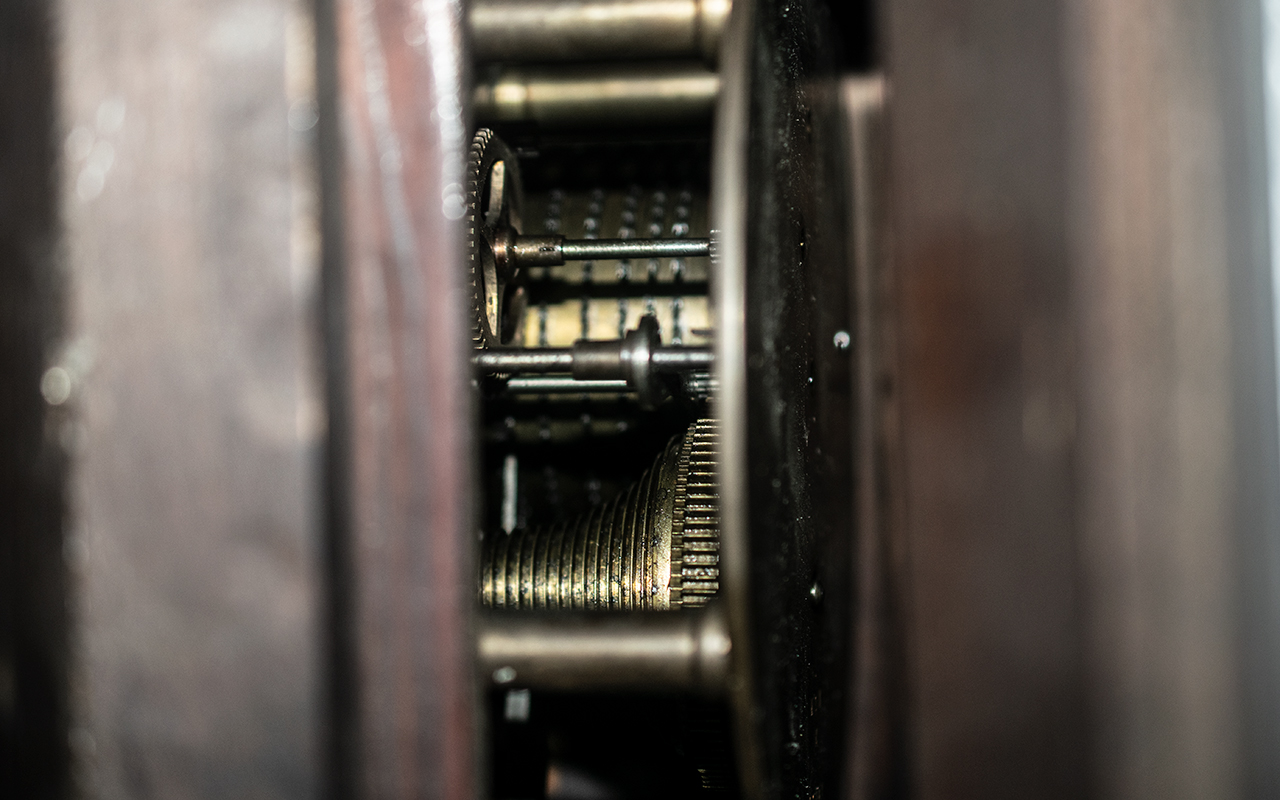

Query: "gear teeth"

xmin=466 ymin=128 xmax=522 ymax=349
xmin=671 ymin=419 xmax=719 ymax=607
xmin=466 ymin=129 xmax=493 ymax=349
xmin=480 ymin=419 xmax=720 ymax=610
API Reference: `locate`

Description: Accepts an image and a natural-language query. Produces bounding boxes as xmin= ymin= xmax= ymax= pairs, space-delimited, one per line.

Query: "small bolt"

xmin=493 ymin=666 xmax=517 ymax=684
xmin=833 ymin=331 xmax=851 ymax=351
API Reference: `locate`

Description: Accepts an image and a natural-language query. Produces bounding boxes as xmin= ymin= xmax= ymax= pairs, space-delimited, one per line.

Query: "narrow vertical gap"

xmin=0 ymin=0 xmax=67 ymax=796
xmin=315 ymin=0 xmax=357 ymax=795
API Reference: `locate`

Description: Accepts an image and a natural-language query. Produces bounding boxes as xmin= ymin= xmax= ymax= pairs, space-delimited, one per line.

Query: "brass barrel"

xmin=473 ymin=63 xmax=719 ymax=128
xmin=480 ymin=419 xmax=718 ymax=610
xmin=469 ymin=0 xmax=732 ymax=65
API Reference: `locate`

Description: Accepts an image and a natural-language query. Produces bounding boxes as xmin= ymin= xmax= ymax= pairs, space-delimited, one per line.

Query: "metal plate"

xmin=714 ymin=0 xmax=856 ymax=796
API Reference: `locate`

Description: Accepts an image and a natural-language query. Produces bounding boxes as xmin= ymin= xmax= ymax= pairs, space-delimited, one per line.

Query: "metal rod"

xmin=559 ymin=237 xmax=710 ymax=261
xmin=469 ymin=0 xmax=731 ymax=64
xmin=476 ymin=317 xmax=712 ymax=406
xmin=651 ymin=347 xmax=714 ymax=370
xmin=505 ymin=377 xmax=630 ymax=394
xmin=474 ymin=349 xmax=573 ymax=372
xmin=476 ymin=608 xmax=731 ymax=693
xmin=474 ymin=345 xmax=711 ymax=375
xmin=506 ymin=234 xmax=709 ymax=268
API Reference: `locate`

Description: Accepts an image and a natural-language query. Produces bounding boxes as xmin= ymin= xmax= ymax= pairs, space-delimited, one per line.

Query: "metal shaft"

xmin=651 ymin=347 xmax=714 ymax=370
xmin=477 ymin=607 xmax=731 ymax=693
xmin=474 ymin=349 xmax=574 ymax=372
xmin=474 ymin=345 xmax=711 ymax=374
xmin=559 ymin=237 xmax=709 ymax=261
xmin=469 ymin=0 xmax=732 ymax=64
xmin=473 ymin=62 xmax=718 ymax=127
xmin=504 ymin=233 xmax=709 ymax=268
xmin=504 ymin=376 xmax=630 ymax=394
xmin=475 ymin=316 xmax=711 ymax=405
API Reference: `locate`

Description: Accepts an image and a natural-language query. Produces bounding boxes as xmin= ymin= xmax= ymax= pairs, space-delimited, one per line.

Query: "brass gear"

xmin=479 ymin=419 xmax=719 ymax=610
xmin=466 ymin=128 xmax=526 ymax=349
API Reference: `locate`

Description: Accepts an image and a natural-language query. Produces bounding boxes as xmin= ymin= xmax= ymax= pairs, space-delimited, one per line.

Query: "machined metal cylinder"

xmin=469 ymin=0 xmax=732 ymax=64
xmin=477 ymin=607 xmax=731 ymax=692
xmin=473 ymin=62 xmax=719 ymax=127
xmin=480 ymin=419 xmax=719 ymax=610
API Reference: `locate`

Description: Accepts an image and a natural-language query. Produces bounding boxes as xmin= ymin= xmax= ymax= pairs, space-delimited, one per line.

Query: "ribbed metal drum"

xmin=480 ymin=419 xmax=718 ymax=609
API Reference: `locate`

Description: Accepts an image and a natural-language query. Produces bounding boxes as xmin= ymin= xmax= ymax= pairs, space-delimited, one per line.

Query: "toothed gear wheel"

xmin=467 ymin=128 xmax=526 ymax=349
xmin=479 ymin=419 xmax=719 ymax=610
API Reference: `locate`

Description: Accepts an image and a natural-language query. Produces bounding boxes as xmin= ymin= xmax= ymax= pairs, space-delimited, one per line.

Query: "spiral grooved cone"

xmin=481 ymin=419 xmax=719 ymax=610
